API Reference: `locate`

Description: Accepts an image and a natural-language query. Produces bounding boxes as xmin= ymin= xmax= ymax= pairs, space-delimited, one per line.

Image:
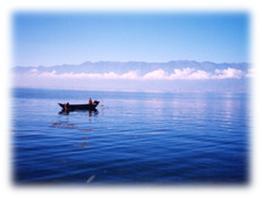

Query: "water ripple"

xmin=13 ymin=89 xmax=249 ymax=184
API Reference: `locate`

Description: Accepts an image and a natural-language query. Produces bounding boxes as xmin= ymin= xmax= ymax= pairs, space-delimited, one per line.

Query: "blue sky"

xmin=13 ymin=12 xmax=249 ymax=66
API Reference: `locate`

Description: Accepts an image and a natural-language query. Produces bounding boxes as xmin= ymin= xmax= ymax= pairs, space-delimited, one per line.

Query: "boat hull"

xmin=58 ymin=101 xmax=99 ymax=112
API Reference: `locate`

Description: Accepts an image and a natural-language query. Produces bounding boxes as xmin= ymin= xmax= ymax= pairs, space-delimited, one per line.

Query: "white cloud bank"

xmin=28 ymin=67 xmax=246 ymax=81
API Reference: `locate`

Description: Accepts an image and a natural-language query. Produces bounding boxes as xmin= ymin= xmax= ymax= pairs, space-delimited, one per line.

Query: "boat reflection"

xmin=88 ymin=109 xmax=99 ymax=117
xmin=58 ymin=109 xmax=99 ymax=117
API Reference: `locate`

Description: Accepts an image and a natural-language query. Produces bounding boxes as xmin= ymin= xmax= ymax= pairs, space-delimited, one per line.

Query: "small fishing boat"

xmin=58 ymin=100 xmax=99 ymax=112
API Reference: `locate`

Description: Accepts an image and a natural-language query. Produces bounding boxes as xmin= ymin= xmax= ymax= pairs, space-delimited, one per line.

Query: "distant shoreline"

xmin=12 ymin=87 xmax=249 ymax=96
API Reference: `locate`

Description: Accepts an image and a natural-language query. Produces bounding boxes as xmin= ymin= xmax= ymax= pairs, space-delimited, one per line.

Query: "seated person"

xmin=89 ymin=98 xmax=93 ymax=105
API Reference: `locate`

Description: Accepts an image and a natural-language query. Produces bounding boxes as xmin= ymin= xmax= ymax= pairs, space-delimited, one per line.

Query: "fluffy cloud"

xmin=143 ymin=69 xmax=166 ymax=80
xmin=213 ymin=68 xmax=244 ymax=79
xmin=28 ymin=67 xmax=246 ymax=81
xmin=170 ymin=68 xmax=211 ymax=80
xmin=29 ymin=70 xmax=139 ymax=80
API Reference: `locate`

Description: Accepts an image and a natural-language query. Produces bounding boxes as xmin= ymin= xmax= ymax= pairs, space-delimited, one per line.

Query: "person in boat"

xmin=64 ymin=102 xmax=69 ymax=111
xmin=88 ymin=98 xmax=93 ymax=105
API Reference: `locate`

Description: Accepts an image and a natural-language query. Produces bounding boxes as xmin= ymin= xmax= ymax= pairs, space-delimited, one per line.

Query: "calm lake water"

xmin=12 ymin=88 xmax=249 ymax=184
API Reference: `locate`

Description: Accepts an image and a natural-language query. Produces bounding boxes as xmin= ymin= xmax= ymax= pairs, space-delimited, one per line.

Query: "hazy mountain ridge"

xmin=13 ymin=60 xmax=249 ymax=92
xmin=14 ymin=60 xmax=249 ymax=75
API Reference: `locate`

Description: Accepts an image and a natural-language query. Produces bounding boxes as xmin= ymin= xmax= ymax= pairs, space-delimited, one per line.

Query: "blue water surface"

xmin=12 ymin=88 xmax=249 ymax=184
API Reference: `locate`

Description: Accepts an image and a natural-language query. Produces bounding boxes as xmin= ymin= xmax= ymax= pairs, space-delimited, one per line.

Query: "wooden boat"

xmin=58 ymin=100 xmax=99 ymax=112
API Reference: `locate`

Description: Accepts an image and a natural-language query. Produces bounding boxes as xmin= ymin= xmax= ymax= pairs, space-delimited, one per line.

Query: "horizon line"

xmin=13 ymin=86 xmax=248 ymax=95
xmin=15 ymin=59 xmax=249 ymax=67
